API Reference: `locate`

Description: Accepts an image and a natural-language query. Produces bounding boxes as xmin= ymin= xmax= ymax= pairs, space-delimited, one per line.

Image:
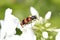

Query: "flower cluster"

xmin=30 ymin=7 xmax=60 ymax=40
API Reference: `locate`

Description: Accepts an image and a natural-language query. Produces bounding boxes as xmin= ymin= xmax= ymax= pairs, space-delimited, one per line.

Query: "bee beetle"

xmin=20 ymin=16 xmax=37 ymax=26
xmin=20 ymin=6 xmax=40 ymax=26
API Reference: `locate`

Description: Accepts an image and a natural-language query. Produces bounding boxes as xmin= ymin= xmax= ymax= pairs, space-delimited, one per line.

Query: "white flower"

xmin=4 ymin=18 xmax=36 ymax=40
xmin=42 ymin=31 xmax=48 ymax=39
xmin=30 ymin=6 xmax=52 ymax=39
xmin=0 ymin=8 xmax=22 ymax=40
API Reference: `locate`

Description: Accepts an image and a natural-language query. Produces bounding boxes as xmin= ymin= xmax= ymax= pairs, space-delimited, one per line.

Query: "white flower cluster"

xmin=30 ymin=6 xmax=60 ymax=40
xmin=30 ymin=6 xmax=51 ymax=40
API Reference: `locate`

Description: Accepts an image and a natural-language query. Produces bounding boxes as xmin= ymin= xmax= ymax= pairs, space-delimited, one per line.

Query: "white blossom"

xmin=42 ymin=31 xmax=48 ymax=39
xmin=30 ymin=6 xmax=52 ymax=40
xmin=0 ymin=8 xmax=22 ymax=40
xmin=5 ymin=18 xmax=36 ymax=40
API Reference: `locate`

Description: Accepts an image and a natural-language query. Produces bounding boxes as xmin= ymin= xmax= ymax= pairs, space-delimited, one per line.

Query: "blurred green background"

xmin=0 ymin=0 xmax=60 ymax=28
xmin=0 ymin=0 xmax=60 ymax=40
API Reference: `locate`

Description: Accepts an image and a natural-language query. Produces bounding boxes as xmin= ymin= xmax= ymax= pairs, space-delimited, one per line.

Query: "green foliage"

xmin=15 ymin=28 xmax=22 ymax=35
